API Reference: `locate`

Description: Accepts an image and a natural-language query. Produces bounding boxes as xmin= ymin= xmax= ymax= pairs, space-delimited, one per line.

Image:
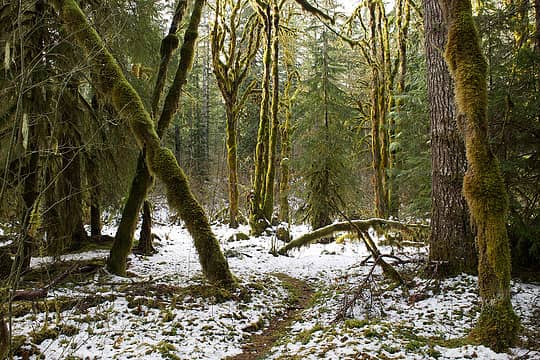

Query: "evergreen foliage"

xmin=294 ymin=21 xmax=356 ymax=228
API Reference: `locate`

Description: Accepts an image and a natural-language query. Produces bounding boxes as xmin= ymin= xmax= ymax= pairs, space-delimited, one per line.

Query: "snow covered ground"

xmin=9 ymin=221 xmax=540 ymax=359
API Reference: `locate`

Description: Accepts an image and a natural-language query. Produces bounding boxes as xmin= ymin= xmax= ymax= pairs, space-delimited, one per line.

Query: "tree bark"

xmin=109 ymin=0 xmax=198 ymax=276
xmin=440 ymin=0 xmax=519 ymax=350
xmin=424 ymin=0 xmax=476 ymax=276
xmin=225 ymin=106 xmax=240 ymax=228
xmin=87 ymin=155 xmax=102 ymax=238
xmin=250 ymin=3 xmax=272 ymax=235
xmin=136 ymin=200 xmax=155 ymax=255
xmin=278 ymin=68 xmax=296 ymax=224
xmin=47 ymin=83 xmax=87 ymax=253
xmin=369 ymin=2 xmax=389 ymax=218
xmin=278 ymin=217 xmax=426 ymax=255
xmin=262 ymin=1 xmax=280 ymax=221
xmin=211 ymin=0 xmax=260 ymax=229
xmin=51 ymin=0 xmax=235 ymax=288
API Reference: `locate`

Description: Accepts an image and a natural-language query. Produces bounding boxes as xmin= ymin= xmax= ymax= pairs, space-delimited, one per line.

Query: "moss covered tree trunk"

xmin=278 ymin=69 xmax=296 ymax=224
xmin=211 ymin=0 xmax=260 ymax=228
xmin=109 ymin=0 xmax=197 ymax=276
xmin=424 ymin=0 xmax=476 ymax=276
xmin=368 ymin=1 xmax=390 ymax=219
xmin=440 ymin=0 xmax=519 ymax=351
xmin=225 ymin=106 xmax=240 ymax=228
xmin=87 ymin=153 xmax=102 ymax=238
xmin=51 ymin=0 xmax=235 ymax=288
xmin=262 ymin=1 xmax=280 ymax=221
xmin=250 ymin=3 xmax=272 ymax=235
xmin=11 ymin=0 xmax=46 ymax=272
xmin=536 ymin=0 xmax=540 ymax=122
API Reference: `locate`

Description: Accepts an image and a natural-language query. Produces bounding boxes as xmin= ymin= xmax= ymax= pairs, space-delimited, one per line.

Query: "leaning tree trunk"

xmin=109 ymin=0 xmax=195 ymax=276
xmin=440 ymin=0 xmax=519 ymax=351
xmin=424 ymin=0 xmax=476 ymax=276
xmin=51 ymin=0 xmax=235 ymax=288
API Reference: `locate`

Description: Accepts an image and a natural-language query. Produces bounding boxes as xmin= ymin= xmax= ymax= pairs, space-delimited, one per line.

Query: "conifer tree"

xmin=295 ymin=5 xmax=354 ymax=232
xmin=424 ymin=0 xmax=476 ymax=275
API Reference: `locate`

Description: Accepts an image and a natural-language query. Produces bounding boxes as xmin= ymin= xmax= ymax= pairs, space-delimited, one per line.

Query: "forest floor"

xmin=3 ymin=212 xmax=540 ymax=360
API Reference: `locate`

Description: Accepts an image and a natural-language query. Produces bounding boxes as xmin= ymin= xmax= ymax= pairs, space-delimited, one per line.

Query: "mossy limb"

xmin=442 ymin=0 xmax=520 ymax=350
xmin=51 ymin=0 xmax=234 ymax=288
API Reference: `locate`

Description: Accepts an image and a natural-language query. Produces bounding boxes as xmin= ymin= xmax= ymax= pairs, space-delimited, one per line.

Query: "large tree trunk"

xmin=440 ymin=0 xmax=519 ymax=351
xmin=278 ymin=70 xmax=294 ymax=224
xmin=11 ymin=0 xmax=46 ymax=272
xmin=51 ymin=0 xmax=235 ymax=288
xmin=108 ymin=0 xmax=196 ymax=276
xmin=250 ymin=4 xmax=272 ymax=235
xmin=369 ymin=2 xmax=390 ymax=218
xmin=225 ymin=106 xmax=240 ymax=228
xmin=211 ymin=0 xmax=260 ymax=229
xmin=262 ymin=1 xmax=280 ymax=221
xmin=424 ymin=0 xmax=476 ymax=275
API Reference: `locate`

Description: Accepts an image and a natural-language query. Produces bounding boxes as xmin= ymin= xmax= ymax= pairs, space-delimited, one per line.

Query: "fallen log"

xmin=11 ymin=262 xmax=79 ymax=301
xmin=277 ymin=218 xmax=428 ymax=255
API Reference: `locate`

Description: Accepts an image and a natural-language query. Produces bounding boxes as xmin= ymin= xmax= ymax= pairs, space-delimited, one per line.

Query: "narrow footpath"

xmin=227 ymin=273 xmax=314 ymax=360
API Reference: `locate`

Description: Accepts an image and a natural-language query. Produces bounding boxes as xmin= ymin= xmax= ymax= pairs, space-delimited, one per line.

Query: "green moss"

xmin=296 ymin=323 xmax=325 ymax=344
xmin=30 ymin=326 xmax=59 ymax=344
xmin=155 ymin=341 xmax=181 ymax=360
xmin=425 ymin=347 xmax=442 ymax=358
xmin=160 ymin=34 xmax=179 ymax=57
xmin=469 ymin=299 xmax=520 ymax=352
xmin=380 ymin=344 xmax=400 ymax=354
xmin=59 ymin=324 xmax=80 ymax=336
xmin=52 ymin=0 xmax=235 ymax=288
xmin=443 ymin=0 xmax=519 ymax=351
xmin=344 ymin=319 xmax=369 ymax=329
xmin=12 ymin=335 xmax=42 ymax=359
xmin=126 ymin=296 xmax=162 ymax=310
xmin=161 ymin=309 xmax=175 ymax=322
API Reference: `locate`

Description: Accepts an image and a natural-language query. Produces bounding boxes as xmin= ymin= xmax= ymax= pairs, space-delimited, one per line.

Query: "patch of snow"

xmin=8 ymin=221 xmax=540 ymax=360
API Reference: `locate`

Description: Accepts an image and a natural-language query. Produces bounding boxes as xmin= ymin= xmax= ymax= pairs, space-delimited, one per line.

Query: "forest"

xmin=0 ymin=0 xmax=539 ymax=359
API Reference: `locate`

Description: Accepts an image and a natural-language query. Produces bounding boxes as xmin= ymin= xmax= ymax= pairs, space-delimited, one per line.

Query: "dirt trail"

xmin=227 ymin=273 xmax=314 ymax=360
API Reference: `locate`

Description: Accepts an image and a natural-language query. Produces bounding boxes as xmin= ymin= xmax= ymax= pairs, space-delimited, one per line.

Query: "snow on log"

xmin=278 ymin=218 xmax=428 ymax=255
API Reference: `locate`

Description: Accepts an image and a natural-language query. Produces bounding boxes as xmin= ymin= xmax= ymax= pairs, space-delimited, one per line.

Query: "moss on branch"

xmin=51 ymin=0 xmax=234 ymax=288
